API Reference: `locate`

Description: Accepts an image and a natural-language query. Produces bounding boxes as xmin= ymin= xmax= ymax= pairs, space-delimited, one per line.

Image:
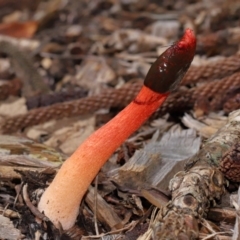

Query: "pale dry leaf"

xmin=200 ymin=112 xmax=227 ymax=129
xmin=26 ymin=127 xmax=49 ymax=140
xmin=115 ymin=55 xmax=151 ymax=77
xmin=0 ymin=97 xmax=27 ymax=117
xmin=182 ymin=113 xmax=207 ymax=131
xmin=190 ymin=54 xmax=227 ymax=67
xmin=110 ymin=127 xmax=201 ymax=192
xmin=149 ymin=20 xmax=180 ymax=40
xmin=26 ymin=115 xmax=94 ymax=140
xmin=0 ymin=58 xmax=10 ymax=72
xmin=26 ymin=119 xmax=61 ymax=139
xmin=182 ymin=113 xmax=228 ymax=138
xmin=0 ymin=215 xmax=23 ymax=240
xmin=43 ymin=115 xmax=96 ymax=155
xmin=0 ymin=33 xmax=38 ymax=50
xmin=182 ymin=113 xmax=217 ymax=138
xmin=150 ymin=114 xmax=173 ymax=131
xmin=33 ymin=0 xmax=67 ymax=22
xmin=41 ymin=57 xmax=53 ymax=70
xmin=132 ymin=194 xmax=144 ymax=214
xmin=0 ymin=166 xmax=48 ymax=179
xmin=93 ymin=29 xmax=167 ymax=54
xmin=0 ymin=135 xmax=64 ymax=168
xmin=2 ymin=10 xmax=22 ymax=23
xmin=155 ymin=125 xmax=201 ymax=161
xmin=0 ymin=206 xmax=19 ymax=218
xmin=65 ymin=25 xmax=82 ymax=38
xmin=75 ymin=57 xmax=116 ymax=94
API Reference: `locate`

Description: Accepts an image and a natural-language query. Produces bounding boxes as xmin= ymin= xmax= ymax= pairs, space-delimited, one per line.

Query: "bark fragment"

xmin=139 ymin=109 xmax=240 ymax=239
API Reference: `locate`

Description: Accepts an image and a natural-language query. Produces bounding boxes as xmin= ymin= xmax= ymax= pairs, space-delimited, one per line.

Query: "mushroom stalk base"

xmin=38 ymin=85 xmax=168 ymax=230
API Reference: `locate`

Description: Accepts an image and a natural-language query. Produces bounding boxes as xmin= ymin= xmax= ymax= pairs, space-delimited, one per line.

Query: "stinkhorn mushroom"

xmin=38 ymin=29 xmax=196 ymax=230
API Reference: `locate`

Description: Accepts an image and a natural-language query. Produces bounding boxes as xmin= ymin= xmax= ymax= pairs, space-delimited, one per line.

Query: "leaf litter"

xmin=0 ymin=0 xmax=239 ymax=239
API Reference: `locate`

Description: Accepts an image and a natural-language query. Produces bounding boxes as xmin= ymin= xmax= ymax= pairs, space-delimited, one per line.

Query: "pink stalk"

xmin=38 ymin=29 xmax=196 ymax=230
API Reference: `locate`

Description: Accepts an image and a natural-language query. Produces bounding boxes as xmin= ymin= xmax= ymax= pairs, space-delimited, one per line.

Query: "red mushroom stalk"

xmin=38 ymin=29 xmax=196 ymax=230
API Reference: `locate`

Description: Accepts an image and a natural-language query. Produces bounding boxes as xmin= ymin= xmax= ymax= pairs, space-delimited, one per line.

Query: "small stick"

xmin=22 ymin=183 xmax=49 ymax=221
xmin=93 ymin=176 xmax=99 ymax=235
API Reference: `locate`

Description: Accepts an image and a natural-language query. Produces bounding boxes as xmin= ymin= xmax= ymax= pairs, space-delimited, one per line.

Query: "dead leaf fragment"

xmin=0 ymin=21 xmax=38 ymax=38
xmin=0 ymin=135 xmax=64 ymax=168
xmin=0 ymin=215 xmax=23 ymax=240
xmin=75 ymin=57 xmax=116 ymax=93
xmin=110 ymin=127 xmax=201 ymax=193
xmin=26 ymin=115 xmax=96 ymax=155
xmin=182 ymin=113 xmax=227 ymax=138
xmin=0 ymin=97 xmax=27 ymax=117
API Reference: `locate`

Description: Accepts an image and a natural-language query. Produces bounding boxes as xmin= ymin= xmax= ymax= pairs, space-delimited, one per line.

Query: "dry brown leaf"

xmin=85 ymin=186 xmax=123 ymax=231
xmin=0 ymin=21 xmax=38 ymax=38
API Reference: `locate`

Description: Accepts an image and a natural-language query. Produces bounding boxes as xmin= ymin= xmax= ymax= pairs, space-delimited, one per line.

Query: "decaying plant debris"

xmin=139 ymin=109 xmax=240 ymax=239
xmin=0 ymin=0 xmax=240 ymax=239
